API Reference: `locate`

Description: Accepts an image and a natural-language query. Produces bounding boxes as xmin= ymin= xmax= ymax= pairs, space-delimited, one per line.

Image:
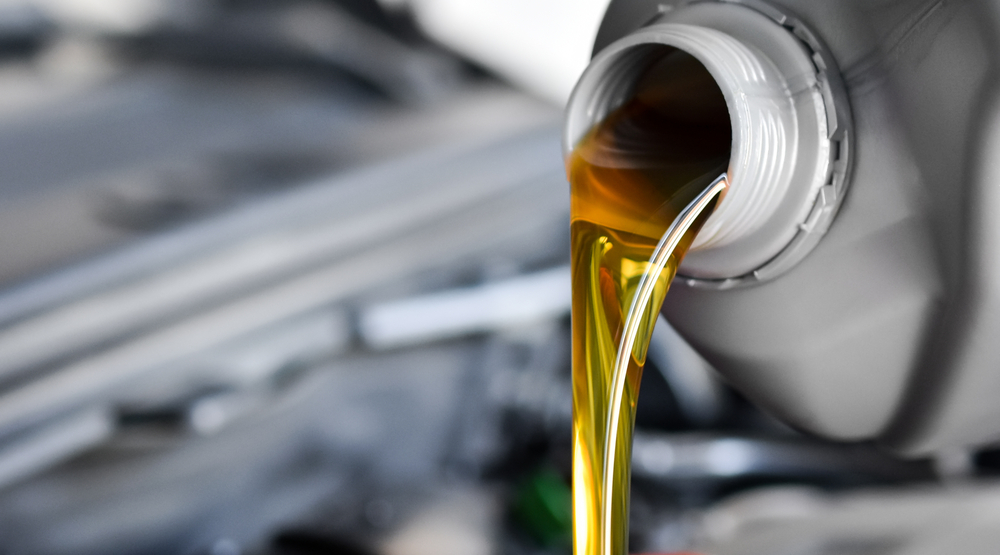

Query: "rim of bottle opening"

xmin=564 ymin=4 xmax=851 ymax=286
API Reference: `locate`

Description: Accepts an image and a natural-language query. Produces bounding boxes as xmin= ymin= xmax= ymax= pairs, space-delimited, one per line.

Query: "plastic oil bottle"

xmin=565 ymin=0 xmax=1000 ymax=553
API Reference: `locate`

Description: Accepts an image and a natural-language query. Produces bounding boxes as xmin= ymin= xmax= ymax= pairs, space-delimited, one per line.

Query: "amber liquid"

xmin=568 ymin=47 xmax=731 ymax=555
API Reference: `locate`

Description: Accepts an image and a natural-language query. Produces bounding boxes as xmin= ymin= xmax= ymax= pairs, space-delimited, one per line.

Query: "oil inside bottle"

xmin=568 ymin=46 xmax=731 ymax=555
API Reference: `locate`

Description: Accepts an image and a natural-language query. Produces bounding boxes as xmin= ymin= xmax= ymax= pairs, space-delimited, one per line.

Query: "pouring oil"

xmin=568 ymin=46 xmax=731 ymax=555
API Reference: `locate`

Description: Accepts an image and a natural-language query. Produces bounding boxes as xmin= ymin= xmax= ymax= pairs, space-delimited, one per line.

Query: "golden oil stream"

xmin=568 ymin=46 xmax=732 ymax=555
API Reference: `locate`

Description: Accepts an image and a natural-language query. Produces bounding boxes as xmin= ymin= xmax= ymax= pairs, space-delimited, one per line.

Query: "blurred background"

xmin=0 ymin=1 xmax=998 ymax=554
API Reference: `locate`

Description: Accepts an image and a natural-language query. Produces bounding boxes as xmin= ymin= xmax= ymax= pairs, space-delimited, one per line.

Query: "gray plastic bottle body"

xmin=579 ymin=0 xmax=1000 ymax=454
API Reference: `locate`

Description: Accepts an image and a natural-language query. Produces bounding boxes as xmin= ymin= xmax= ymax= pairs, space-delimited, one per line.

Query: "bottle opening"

xmin=571 ymin=44 xmax=731 ymax=188
xmin=566 ymin=11 xmax=848 ymax=284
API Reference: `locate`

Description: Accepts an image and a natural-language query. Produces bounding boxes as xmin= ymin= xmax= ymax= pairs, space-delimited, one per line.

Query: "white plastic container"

xmin=566 ymin=0 xmax=1000 ymax=455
